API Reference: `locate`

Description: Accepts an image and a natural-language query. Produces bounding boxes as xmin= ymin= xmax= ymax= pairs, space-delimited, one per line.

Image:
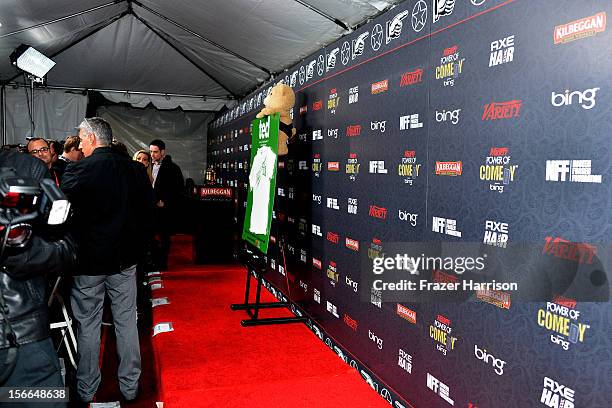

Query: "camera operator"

xmin=0 ymin=149 xmax=77 ymax=407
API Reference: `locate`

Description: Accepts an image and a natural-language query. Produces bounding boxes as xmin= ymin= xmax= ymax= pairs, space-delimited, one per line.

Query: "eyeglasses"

xmin=29 ymin=146 xmax=50 ymax=155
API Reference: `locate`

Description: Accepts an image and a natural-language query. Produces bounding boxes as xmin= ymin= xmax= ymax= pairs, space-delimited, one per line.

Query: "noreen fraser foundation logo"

xmin=554 ymin=12 xmax=606 ymax=44
xmin=371 ymin=80 xmax=389 ymax=94
xmin=435 ymin=161 xmax=462 ymax=176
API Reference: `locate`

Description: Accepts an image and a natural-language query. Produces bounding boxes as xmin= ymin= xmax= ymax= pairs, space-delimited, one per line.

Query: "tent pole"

xmin=1 ymin=84 xmax=5 ymax=145
xmin=131 ymin=0 xmax=271 ymax=76
xmin=0 ymin=0 xmax=126 ymax=38
xmin=7 ymin=83 xmax=232 ymax=101
xmin=291 ymin=0 xmax=350 ymax=31
xmin=131 ymin=13 xmax=237 ymax=98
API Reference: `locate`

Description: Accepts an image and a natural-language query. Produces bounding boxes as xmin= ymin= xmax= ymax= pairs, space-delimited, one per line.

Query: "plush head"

xmin=263 ymin=83 xmax=295 ymax=113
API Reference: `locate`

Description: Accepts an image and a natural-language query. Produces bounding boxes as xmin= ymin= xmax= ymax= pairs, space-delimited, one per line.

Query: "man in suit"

xmin=149 ymin=139 xmax=184 ymax=271
xmin=62 ymin=117 xmax=154 ymax=405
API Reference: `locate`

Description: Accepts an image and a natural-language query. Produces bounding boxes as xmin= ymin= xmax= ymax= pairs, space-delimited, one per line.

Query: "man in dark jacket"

xmin=61 ymin=117 xmax=154 ymax=404
xmin=0 ymin=149 xmax=77 ymax=406
xmin=149 ymin=139 xmax=184 ymax=270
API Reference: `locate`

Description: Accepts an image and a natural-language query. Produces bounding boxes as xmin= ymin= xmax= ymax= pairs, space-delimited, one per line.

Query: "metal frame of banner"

xmin=230 ymin=240 xmax=306 ymax=326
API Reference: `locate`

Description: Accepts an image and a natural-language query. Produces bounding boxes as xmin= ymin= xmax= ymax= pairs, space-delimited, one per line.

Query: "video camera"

xmin=0 ymin=168 xmax=70 ymax=248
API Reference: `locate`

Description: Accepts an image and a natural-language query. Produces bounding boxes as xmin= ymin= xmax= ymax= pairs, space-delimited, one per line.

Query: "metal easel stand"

xmin=48 ymin=277 xmax=78 ymax=369
xmin=230 ymin=241 xmax=306 ymax=327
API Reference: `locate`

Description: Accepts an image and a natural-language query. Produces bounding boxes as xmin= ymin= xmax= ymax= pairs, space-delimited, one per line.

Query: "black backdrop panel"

xmin=209 ymin=1 xmax=612 ymax=406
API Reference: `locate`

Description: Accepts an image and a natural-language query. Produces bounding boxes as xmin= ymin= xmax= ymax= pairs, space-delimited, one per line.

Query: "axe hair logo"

xmin=433 ymin=0 xmax=455 ymax=24
xmin=386 ymin=10 xmax=410 ymax=43
xmin=327 ymin=47 xmax=339 ymax=71
xmin=541 ymin=377 xmax=575 ymax=408
xmin=352 ymin=31 xmax=369 ymax=59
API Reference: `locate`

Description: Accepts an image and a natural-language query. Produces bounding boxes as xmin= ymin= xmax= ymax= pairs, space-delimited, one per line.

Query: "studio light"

xmin=9 ymin=44 xmax=55 ymax=79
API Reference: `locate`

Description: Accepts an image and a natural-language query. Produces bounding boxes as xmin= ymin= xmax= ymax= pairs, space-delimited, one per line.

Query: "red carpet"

xmin=150 ymin=236 xmax=388 ymax=407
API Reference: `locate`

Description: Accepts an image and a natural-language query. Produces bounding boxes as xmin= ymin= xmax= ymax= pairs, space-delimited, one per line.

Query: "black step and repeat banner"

xmin=208 ymin=1 xmax=612 ymax=406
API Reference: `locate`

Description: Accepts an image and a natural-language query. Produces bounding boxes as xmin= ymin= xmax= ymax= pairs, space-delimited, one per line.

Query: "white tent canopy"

xmin=1 ymin=0 xmax=402 ymax=105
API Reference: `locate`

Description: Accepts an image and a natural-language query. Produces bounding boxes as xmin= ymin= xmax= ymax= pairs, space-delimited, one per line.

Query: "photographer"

xmin=0 ymin=149 xmax=77 ymax=407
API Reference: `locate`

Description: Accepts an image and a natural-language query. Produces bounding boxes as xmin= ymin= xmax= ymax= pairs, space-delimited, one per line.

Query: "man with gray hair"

xmin=61 ymin=117 xmax=154 ymax=405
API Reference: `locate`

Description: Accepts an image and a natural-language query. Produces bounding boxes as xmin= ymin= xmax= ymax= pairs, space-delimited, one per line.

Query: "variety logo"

xmin=369 ymin=205 xmax=388 ymax=220
xmin=551 ymin=87 xmax=599 ymax=110
xmin=371 ymin=120 xmax=387 ymax=133
xmin=312 ymin=129 xmax=323 ymax=141
xmin=480 ymin=147 xmax=518 ymax=193
xmin=476 ymin=289 xmax=511 ymax=310
xmin=398 ymin=150 xmax=421 ymax=185
xmin=386 ymin=10 xmax=409 ymax=44
xmin=474 ymin=344 xmax=506 ymax=375
xmin=396 ymin=304 xmax=417 ymax=324
xmin=313 ymin=288 xmax=321 ymax=303
xmin=401 ymin=68 xmax=423 ymax=87
xmin=398 ymin=349 xmax=413 ymax=374
xmin=370 ymin=160 xmax=388 ymax=174
xmin=554 ymin=11 xmax=606 ymax=45
xmin=349 ymin=86 xmax=359 ymax=104
xmin=346 ymin=153 xmax=360 ymax=181
xmin=435 ymin=108 xmax=461 ymax=124
xmin=345 ymin=237 xmax=360 ymax=251
xmin=352 ymin=32 xmax=370 ymax=59
xmin=368 ymin=238 xmax=384 ymax=260
xmin=327 ymin=261 xmax=339 ymax=287
xmin=489 ymin=34 xmax=515 ymax=67
xmin=348 ymin=197 xmax=358 ymax=215
xmin=482 ymin=99 xmax=522 ymax=120
xmin=312 ymin=100 xmax=323 ymax=111
xmin=312 ymin=223 xmax=322 ymax=237
xmin=326 ymin=300 xmax=339 ymax=317
xmin=345 ymin=275 xmax=359 ymax=293
xmin=433 ymin=0 xmax=455 ymax=24
xmin=371 ymin=80 xmax=389 ymax=94
xmin=412 ymin=1 xmax=428 ymax=33
xmin=399 ymin=114 xmax=423 ymax=130
xmin=327 ymin=231 xmax=339 ymax=244
xmin=430 ymin=315 xmax=457 ymax=356
xmin=368 ymin=330 xmax=384 ymax=350
xmin=398 ymin=209 xmax=418 ymax=226
xmin=541 ymin=377 xmax=575 ymax=408
xmin=312 ymin=154 xmax=322 ymax=177
xmin=343 ymin=314 xmax=358 ymax=330
xmin=542 ymin=236 xmax=597 ymax=264
xmin=327 ymin=47 xmax=339 ymax=71
xmin=327 ymin=161 xmax=340 ymax=172
xmin=435 ymin=161 xmax=462 ymax=176
xmin=436 ymin=45 xmax=464 ymax=87
xmin=346 ymin=124 xmax=362 ymax=137
xmin=483 ymin=220 xmax=508 ymax=248
xmin=427 ymin=373 xmax=454 ymax=405
xmin=537 ymin=301 xmax=590 ymax=351
xmin=432 ymin=217 xmax=462 ymax=237
xmin=328 ymin=88 xmax=340 ymax=114
xmin=545 ymin=160 xmax=602 ymax=183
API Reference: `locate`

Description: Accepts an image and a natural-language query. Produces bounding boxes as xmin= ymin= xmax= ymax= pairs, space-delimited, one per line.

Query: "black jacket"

xmin=61 ymin=147 xmax=154 ymax=275
xmin=0 ymin=150 xmax=77 ymax=348
xmin=154 ymin=155 xmax=184 ymax=209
